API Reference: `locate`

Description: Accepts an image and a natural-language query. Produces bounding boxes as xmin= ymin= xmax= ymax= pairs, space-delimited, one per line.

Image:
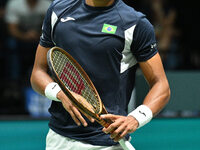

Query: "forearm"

xmin=30 ymin=67 xmax=53 ymax=96
xmin=127 ymin=53 xmax=171 ymax=129
xmin=143 ymin=79 xmax=170 ymax=116
xmin=31 ymin=70 xmax=53 ymax=95
xmin=138 ymin=53 xmax=170 ymax=116
xmin=30 ymin=45 xmax=53 ymax=96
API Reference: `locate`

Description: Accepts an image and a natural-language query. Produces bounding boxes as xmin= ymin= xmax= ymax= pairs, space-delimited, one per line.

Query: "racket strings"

xmin=52 ymin=51 xmax=100 ymax=113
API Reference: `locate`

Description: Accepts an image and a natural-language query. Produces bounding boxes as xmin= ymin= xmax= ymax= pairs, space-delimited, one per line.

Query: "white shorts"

xmin=46 ymin=129 xmax=123 ymax=150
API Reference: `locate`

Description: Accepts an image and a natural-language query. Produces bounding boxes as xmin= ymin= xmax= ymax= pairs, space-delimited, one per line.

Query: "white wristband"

xmin=44 ymin=82 xmax=61 ymax=102
xmin=128 ymin=105 xmax=153 ymax=129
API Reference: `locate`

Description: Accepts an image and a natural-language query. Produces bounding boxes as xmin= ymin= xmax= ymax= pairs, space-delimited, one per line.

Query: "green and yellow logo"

xmin=102 ymin=23 xmax=117 ymax=34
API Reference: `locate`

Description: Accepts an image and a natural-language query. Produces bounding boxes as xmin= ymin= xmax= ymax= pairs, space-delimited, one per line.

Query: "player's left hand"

xmin=101 ymin=114 xmax=139 ymax=142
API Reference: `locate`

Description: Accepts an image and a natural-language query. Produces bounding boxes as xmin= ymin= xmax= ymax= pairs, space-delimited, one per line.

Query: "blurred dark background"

xmin=0 ymin=0 xmax=200 ymax=118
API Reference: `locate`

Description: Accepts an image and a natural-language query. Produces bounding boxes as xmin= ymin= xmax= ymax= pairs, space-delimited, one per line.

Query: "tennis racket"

xmin=47 ymin=46 xmax=135 ymax=150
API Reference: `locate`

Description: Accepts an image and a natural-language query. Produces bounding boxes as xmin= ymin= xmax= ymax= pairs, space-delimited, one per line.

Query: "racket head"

xmin=47 ymin=46 xmax=103 ymax=117
xmin=47 ymin=47 xmax=135 ymax=150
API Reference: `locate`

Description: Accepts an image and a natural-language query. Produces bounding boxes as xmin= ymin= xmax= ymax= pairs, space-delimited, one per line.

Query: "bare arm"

xmin=30 ymin=45 xmax=53 ymax=95
xmin=102 ymin=53 xmax=170 ymax=142
xmin=30 ymin=44 xmax=94 ymax=126
xmin=140 ymin=53 xmax=170 ymax=116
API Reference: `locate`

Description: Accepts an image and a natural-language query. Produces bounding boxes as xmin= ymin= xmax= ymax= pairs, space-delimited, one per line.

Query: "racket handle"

xmin=119 ymin=138 xmax=136 ymax=150
xmin=98 ymin=118 xmax=111 ymax=128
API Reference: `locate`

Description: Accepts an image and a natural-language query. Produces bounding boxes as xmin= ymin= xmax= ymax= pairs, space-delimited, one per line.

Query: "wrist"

xmin=127 ymin=115 xmax=139 ymax=128
xmin=128 ymin=105 xmax=153 ymax=129
xmin=44 ymin=82 xmax=61 ymax=102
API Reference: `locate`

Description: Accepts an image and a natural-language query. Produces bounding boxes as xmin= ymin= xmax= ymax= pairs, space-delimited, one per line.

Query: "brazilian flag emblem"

xmin=102 ymin=23 xmax=117 ymax=34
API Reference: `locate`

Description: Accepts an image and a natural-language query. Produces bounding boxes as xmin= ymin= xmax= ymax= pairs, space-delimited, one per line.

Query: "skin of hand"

xmin=101 ymin=114 xmax=138 ymax=142
xmin=57 ymin=90 xmax=95 ymax=127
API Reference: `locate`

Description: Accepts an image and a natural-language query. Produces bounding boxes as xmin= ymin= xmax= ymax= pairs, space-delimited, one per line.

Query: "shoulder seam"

xmin=115 ymin=1 xmax=141 ymax=30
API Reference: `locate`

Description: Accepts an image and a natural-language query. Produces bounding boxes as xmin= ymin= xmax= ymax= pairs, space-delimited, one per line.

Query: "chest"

xmin=52 ymin=10 xmax=125 ymax=57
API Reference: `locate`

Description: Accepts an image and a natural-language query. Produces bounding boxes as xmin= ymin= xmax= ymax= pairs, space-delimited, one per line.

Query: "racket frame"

xmin=47 ymin=46 xmax=136 ymax=150
xmin=47 ymin=47 xmax=109 ymax=126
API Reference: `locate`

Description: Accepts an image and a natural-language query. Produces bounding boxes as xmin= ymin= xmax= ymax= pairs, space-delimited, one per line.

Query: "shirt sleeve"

xmin=131 ymin=17 xmax=158 ymax=62
xmin=39 ymin=4 xmax=55 ymax=48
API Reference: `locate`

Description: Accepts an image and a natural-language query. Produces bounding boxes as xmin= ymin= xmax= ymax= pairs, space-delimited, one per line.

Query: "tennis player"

xmin=30 ymin=0 xmax=170 ymax=149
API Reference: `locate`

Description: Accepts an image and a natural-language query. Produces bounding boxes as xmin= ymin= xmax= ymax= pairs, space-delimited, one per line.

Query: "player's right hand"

xmin=57 ymin=90 xmax=95 ymax=126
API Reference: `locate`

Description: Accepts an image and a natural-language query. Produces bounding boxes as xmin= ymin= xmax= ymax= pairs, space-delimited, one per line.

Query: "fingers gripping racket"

xmin=47 ymin=46 xmax=135 ymax=150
